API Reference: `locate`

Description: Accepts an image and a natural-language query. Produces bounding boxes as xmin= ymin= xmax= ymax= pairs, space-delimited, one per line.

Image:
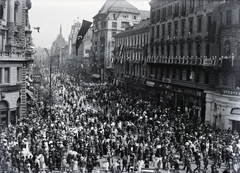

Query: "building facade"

xmin=113 ymin=19 xmax=150 ymax=96
xmin=0 ymin=0 xmax=34 ymax=127
xmin=127 ymin=0 xmax=240 ymax=132
xmin=92 ymin=0 xmax=150 ymax=82
xmin=205 ymin=0 xmax=240 ymax=133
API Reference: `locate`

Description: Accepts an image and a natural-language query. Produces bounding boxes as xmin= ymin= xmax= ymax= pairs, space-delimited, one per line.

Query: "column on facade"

xmin=7 ymin=0 xmax=15 ymax=22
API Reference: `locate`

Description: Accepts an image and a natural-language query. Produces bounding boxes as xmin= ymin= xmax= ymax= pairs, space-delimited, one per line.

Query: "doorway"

xmin=232 ymin=120 xmax=240 ymax=135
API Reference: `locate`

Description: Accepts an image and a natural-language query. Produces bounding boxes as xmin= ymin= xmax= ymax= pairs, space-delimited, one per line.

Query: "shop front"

xmin=156 ymin=84 xmax=205 ymax=121
xmin=205 ymin=90 xmax=240 ymax=134
xmin=146 ymin=80 xmax=157 ymax=101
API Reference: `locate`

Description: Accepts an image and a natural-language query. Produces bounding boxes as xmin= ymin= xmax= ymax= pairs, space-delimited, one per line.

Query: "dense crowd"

xmin=0 ymin=73 xmax=240 ymax=173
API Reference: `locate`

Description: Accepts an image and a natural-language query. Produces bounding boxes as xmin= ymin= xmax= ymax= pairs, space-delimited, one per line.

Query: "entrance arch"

xmin=0 ymin=100 xmax=9 ymax=126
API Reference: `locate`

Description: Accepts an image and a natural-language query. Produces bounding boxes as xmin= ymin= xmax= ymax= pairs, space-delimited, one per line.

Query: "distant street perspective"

xmin=1 ymin=0 xmax=240 ymax=173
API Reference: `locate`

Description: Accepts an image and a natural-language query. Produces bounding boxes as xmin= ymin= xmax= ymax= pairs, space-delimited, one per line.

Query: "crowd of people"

xmin=0 ymin=72 xmax=240 ymax=173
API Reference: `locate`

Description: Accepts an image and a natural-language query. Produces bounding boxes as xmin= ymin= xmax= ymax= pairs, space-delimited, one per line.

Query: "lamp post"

xmin=189 ymin=59 xmax=199 ymax=121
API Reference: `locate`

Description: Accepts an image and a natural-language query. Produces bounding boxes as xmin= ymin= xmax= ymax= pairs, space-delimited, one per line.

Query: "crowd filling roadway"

xmin=0 ymin=73 xmax=240 ymax=173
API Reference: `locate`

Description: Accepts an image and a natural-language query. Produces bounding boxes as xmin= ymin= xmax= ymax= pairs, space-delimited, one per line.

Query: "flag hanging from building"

xmin=76 ymin=19 xmax=92 ymax=56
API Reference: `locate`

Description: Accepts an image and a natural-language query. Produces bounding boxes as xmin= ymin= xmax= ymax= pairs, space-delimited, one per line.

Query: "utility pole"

xmin=49 ymin=56 xmax=52 ymax=116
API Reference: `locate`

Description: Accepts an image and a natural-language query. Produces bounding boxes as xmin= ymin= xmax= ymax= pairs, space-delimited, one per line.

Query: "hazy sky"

xmin=29 ymin=0 xmax=150 ymax=49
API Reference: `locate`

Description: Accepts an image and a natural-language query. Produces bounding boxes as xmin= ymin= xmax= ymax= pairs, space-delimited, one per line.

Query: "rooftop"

xmin=95 ymin=0 xmax=140 ymax=17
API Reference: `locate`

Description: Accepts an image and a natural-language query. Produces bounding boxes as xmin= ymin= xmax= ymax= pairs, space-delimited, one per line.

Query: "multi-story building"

xmin=205 ymin=0 xmax=240 ymax=132
xmin=114 ymin=19 xmax=150 ymax=96
xmin=0 ymin=0 xmax=34 ymax=126
xmin=143 ymin=0 xmax=240 ymax=132
xmin=66 ymin=20 xmax=93 ymax=82
xmin=92 ymin=0 xmax=150 ymax=82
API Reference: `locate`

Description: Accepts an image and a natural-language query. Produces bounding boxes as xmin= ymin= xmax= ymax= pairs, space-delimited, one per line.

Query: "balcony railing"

xmin=146 ymin=56 xmax=217 ymax=66
xmin=0 ymin=51 xmax=34 ymax=61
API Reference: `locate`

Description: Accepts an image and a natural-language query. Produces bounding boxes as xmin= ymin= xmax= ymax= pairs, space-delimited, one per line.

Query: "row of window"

xmin=0 ymin=67 xmax=21 ymax=84
xmin=115 ymin=33 xmax=149 ymax=48
xmin=151 ymin=43 xmax=210 ymax=58
xmin=112 ymin=14 xmax=137 ymax=20
xmin=152 ymin=15 xmax=212 ymax=38
xmin=151 ymin=0 xmax=213 ymax=24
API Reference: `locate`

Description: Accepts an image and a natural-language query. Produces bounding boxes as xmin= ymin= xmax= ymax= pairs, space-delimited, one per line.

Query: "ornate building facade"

xmin=146 ymin=0 xmax=240 ymax=132
xmin=113 ymin=19 xmax=150 ymax=95
xmin=0 ymin=0 xmax=34 ymax=127
xmin=92 ymin=0 xmax=150 ymax=81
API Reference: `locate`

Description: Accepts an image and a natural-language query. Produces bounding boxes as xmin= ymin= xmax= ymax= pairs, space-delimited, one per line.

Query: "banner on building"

xmin=76 ymin=19 xmax=92 ymax=56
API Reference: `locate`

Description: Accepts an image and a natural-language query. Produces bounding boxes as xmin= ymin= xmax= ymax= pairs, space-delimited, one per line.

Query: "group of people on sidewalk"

xmin=0 ymin=72 xmax=240 ymax=173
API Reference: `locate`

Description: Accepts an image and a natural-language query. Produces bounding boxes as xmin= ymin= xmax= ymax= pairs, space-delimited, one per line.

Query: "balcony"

xmin=146 ymin=56 xmax=216 ymax=67
xmin=0 ymin=52 xmax=34 ymax=62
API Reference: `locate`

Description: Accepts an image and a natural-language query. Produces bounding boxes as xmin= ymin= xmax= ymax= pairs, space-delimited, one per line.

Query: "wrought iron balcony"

xmin=146 ymin=56 xmax=217 ymax=67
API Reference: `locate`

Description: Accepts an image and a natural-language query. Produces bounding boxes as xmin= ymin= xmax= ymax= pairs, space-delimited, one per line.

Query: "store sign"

xmin=162 ymin=77 xmax=171 ymax=83
xmin=0 ymin=85 xmax=21 ymax=92
xmin=222 ymin=89 xmax=240 ymax=96
xmin=146 ymin=81 xmax=155 ymax=87
xmin=32 ymin=74 xmax=42 ymax=84
xmin=228 ymin=98 xmax=240 ymax=102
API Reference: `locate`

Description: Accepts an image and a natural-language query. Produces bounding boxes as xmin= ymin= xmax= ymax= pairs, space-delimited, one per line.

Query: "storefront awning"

xmin=26 ymin=89 xmax=35 ymax=100
xmin=91 ymin=74 xmax=100 ymax=78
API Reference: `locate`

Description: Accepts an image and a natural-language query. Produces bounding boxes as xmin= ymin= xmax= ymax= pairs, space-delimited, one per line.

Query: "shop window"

xmin=231 ymin=108 xmax=240 ymax=115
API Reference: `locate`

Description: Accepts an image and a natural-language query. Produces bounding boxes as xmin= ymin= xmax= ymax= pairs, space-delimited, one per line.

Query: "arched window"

xmin=205 ymin=43 xmax=210 ymax=57
xmin=196 ymin=44 xmax=201 ymax=57
xmin=161 ymin=45 xmax=164 ymax=56
xmin=173 ymin=45 xmax=177 ymax=57
xmin=180 ymin=44 xmax=184 ymax=57
xmin=188 ymin=44 xmax=192 ymax=57
xmin=167 ymin=45 xmax=170 ymax=57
